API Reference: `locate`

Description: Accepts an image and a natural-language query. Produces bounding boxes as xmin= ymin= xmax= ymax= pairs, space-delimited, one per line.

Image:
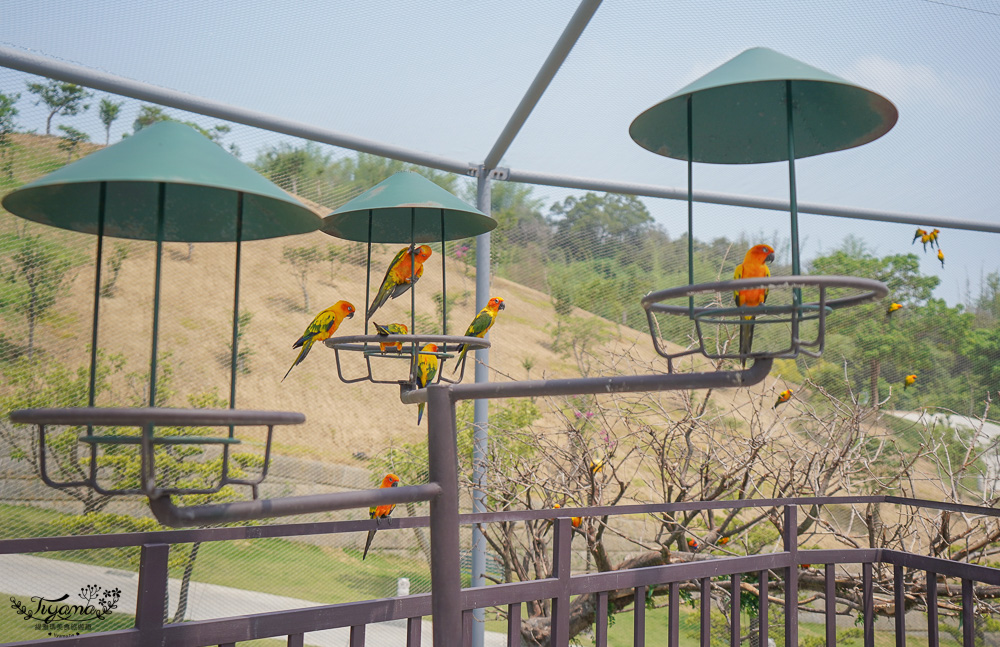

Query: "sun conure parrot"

xmin=773 ymin=389 xmax=793 ymax=409
xmin=929 ymin=229 xmax=941 ymax=249
xmin=886 ymin=302 xmax=903 ymax=318
xmin=283 ymin=300 xmax=355 ymax=381
xmin=904 ymin=374 xmax=917 ymax=390
xmin=453 ymin=297 xmax=505 ymax=374
xmin=719 ymin=536 xmax=730 ymax=546
xmin=733 ymin=244 xmax=775 ymax=367
xmin=415 ymin=343 xmax=439 ymax=425
xmin=554 ymin=504 xmax=582 ymax=528
xmin=938 ymin=249 xmax=945 ymax=268
xmin=372 ymin=322 xmax=408 ymax=353
xmin=912 ymin=228 xmax=927 ymax=245
xmin=589 ymin=458 xmax=604 ymax=474
xmin=366 ymin=245 xmax=433 ymax=319
xmin=920 ymin=233 xmax=931 ymax=252
xmin=362 ymin=473 xmax=400 ymax=560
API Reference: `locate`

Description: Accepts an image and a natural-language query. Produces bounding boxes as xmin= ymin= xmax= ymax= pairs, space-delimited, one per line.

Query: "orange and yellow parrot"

xmin=283 ymin=300 xmax=355 ymax=381
xmin=929 ymin=229 xmax=941 ymax=249
xmin=687 ymin=538 xmax=699 ymax=550
xmin=453 ymin=297 xmax=505 ymax=373
xmin=904 ymin=374 xmax=917 ymax=390
xmin=415 ymin=343 xmax=440 ymax=425
xmin=366 ymin=245 xmax=433 ymax=319
xmin=719 ymin=536 xmax=730 ymax=546
xmin=372 ymin=322 xmax=408 ymax=353
xmin=938 ymin=249 xmax=945 ymax=268
xmin=920 ymin=233 xmax=931 ymax=252
xmin=773 ymin=389 xmax=793 ymax=409
xmin=553 ymin=503 xmax=583 ymax=528
xmin=734 ymin=244 xmax=775 ymax=367
xmin=362 ymin=473 xmax=400 ymax=560
xmin=912 ymin=228 xmax=927 ymax=245
xmin=886 ymin=302 xmax=903 ymax=318
xmin=589 ymin=458 xmax=604 ymax=474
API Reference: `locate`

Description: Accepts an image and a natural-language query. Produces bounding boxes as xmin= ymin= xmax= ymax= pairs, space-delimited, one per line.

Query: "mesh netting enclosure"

xmin=1 ymin=1 xmax=1000 ymax=643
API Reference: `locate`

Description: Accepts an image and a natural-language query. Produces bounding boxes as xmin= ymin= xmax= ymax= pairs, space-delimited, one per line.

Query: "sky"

xmin=0 ymin=0 xmax=998 ymax=305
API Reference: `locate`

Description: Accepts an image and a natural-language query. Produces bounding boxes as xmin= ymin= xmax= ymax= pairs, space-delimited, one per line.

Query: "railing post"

xmin=596 ymin=591 xmax=608 ymax=647
xmin=699 ymin=578 xmax=710 ymax=647
xmin=784 ymin=505 xmax=798 ymax=647
xmin=863 ymin=562 xmax=874 ymax=647
xmin=550 ymin=517 xmax=571 ymax=646
xmin=825 ymin=564 xmax=836 ymax=647
xmin=668 ymin=581 xmax=679 ymax=647
xmin=730 ymin=574 xmax=741 ymax=647
xmin=135 ymin=542 xmax=169 ymax=634
xmin=894 ymin=564 xmax=905 ymax=647
xmin=962 ymin=578 xmax=974 ymax=647
xmin=758 ymin=570 xmax=768 ymax=647
xmin=926 ymin=571 xmax=938 ymax=647
xmin=635 ymin=585 xmax=646 ymax=647
xmin=427 ymin=384 xmax=462 ymax=647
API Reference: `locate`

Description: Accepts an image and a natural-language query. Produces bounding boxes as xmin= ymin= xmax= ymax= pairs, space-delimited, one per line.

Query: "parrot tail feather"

xmin=362 ymin=529 xmax=376 ymax=560
xmin=453 ymin=344 xmax=470 ymax=374
xmin=282 ymin=340 xmax=313 ymax=382
xmin=739 ymin=315 xmax=757 ymax=368
xmin=417 ymin=402 xmax=425 ymax=425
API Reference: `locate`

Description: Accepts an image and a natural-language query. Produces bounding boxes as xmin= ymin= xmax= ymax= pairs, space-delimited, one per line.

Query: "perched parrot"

xmin=920 ymin=233 xmax=931 ymax=252
xmin=912 ymin=228 xmax=927 ymax=245
xmin=415 ymin=343 xmax=440 ymax=425
xmin=938 ymin=249 xmax=945 ymax=268
xmin=719 ymin=536 xmax=730 ymax=546
xmin=372 ymin=322 xmax=408 ymax=353
xmin=553 ymin=503 xmax=582 ymax=528
xmin=687 ymin=538 xmax=699 ymax=550
xmin=366 ymin=245 xmax=434 ymax=319
xmin=773 ymin=389 xmax=793 ymax=409
xmin=886 ymin=302 xmax=903 ymax=318
xmin=904 ymin=374 xmax=917 ymax=390
xmin=589 ymin=458 xmax=604 ymax=474
xmin=362 ymin=473 xmax=400 ymax=560
xmin=453 ymin=297 xmax=505 ymax=373
xmin=733 ymin=244 xmax=775 ymax=367
xmin=929 ymin=229 xmax=941 ymax=249
xmin=283 ymin=300 xmax=356 ymax=381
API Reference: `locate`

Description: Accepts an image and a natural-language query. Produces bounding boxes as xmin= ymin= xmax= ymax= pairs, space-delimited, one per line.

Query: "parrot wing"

xmin=464 ymin=309 xmax=496 ymax=338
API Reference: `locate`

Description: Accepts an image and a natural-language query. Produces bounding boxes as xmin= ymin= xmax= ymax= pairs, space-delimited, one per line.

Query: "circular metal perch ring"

xmin=324 ymin=334 xmax=490 ymax=354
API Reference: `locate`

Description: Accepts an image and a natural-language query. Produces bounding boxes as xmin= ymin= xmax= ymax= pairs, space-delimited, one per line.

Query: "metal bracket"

xmin=465 ymin=166 xmax=510 ymax=181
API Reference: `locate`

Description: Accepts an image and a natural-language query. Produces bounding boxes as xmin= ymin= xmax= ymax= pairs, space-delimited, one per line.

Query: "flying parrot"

xmin=773 ymin=389 xmax=793 ymax=409
xmin=366 ymin=245 xmax=434 ymax=319
xmin=372 ymin=322 xmax=408 ymax=353
xmin=929 ymin=229 xmax=941 ymax=249
xmin=886 ymin=302 xmax=903 ymax=318
xmin=734 ymin=244 xmax=775 ymax=367
xmin=938 ymin=249 xmax=945 ymax=268
xmin=904 ymin=374 xmax=917 ymax=390
xmin=912 ymin=228 xmax=927 ymax=245
xmin=283 ymin=300 xmax=356 ymax=381
xmin=920 ymin=233 xmax=931 ymax=252
xmin=415 ymin=343 xmax=440 ymax=425
xmin=362 ymin=473 xmax=400 ymax=560
xmin=453 ymin=297 xmax=505 ymax=374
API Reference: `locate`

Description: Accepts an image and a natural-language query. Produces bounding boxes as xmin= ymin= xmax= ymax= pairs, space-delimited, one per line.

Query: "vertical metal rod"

xmin=926 ymin=571 xmax=938 ymax=647
xmin=410 ymin=207 xmax=417 ymax=367
xmin=596 ymin=591 xmax=608 ymax=647
xmin=365 ymin=210 xmax=372 ymax=336
xmin=287 ymin=634 xmax=304 ymax=647
xmin=863 ymin=562 xmax=874 ymax=647
xmin=440 ymin=208 xmax=447 ymax=353
xmin=730 ymin=573 xmax=741 ymax=647
xmin=471 ymin=165 xmax=492 ymax=647
xmin=699 ymin=578 xmax=710 ymax=647
xmin=550 ymin=517 xmax=571 ymax=647
xmin=825 ymin=564 xmax=836 ymax=647
xmin=406 ymin=617 xmax=422 ymax=647
xmin=463 ymin=609 xmax=473 ymax=644
xmin=962 ymin=578 xmax=973 ymax=647
xmin=634 ymin=585 xmax=646 ymax=647
xmin=349 ymin=625 xmax=365 ymax=647
xmin=427 ymin=384 xmax=462 ymax=647
xmin=784 ymin=505 xmax=798 ymax=647
xmin=686 ymin=95 xmax=694 ymax=316
xmin=758 ymin=570 xmax=768 ymax=647
xmin=228 ymin=192 xmax=244 ymax=411
xmin=894 ymin=564 xmax=905 ymax=647
xmin=668 ymin=581 xmax=679 ymax=647
xmin=148 ymin=182 xmax=166 ymax=407
xmin=785 ymin=80 xmax=802 ymax=310
xmin=135 ymin=543 xmax=169 ymax=633
xmin=507 ymin=603 xmax=521 ymax=647
xmin=88 ymin=181 xmax=107 ymax=408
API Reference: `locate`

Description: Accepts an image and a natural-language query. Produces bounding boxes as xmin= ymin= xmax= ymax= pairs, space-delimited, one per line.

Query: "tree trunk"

xmin=45 ymin=111 xmax=54 ymax=136
xmin=870 ymin=357 xmax=880 ymax=407
xmin=172 ymin=542 xmax=201 ymax=623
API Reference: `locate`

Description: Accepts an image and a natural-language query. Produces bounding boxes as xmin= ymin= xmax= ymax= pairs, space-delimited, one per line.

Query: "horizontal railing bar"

xmin=149 ymin=483 xmax=442 ymax=527
xmin=462 ymin=579 xmax=560 ymax=608
xmin=9 ymin=406 xmax=304 ymax=427
xmin=881 ymin=550 xmax=1000 ymax=586
xmin=886 ymin=495 xmax=1000 ymax=519
xmin=2 ymin=629 xmax=143 ymax=647
xmin=571 ymin=552 xmax=790 ymax=594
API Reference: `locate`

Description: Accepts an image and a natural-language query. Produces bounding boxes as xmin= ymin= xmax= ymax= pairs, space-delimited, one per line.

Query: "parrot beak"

xmin=498 ymin=302 xmax=506 ymax=310
xmin=347 ymin=311 xmax=355 ymax=318
xmin=391 ymin=480 xmax=398 ymax=487
xmin=765 ymin=253 xmax=775 ymax=264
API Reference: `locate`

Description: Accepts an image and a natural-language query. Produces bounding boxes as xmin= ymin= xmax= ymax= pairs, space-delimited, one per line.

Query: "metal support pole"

xmin=135 ymin=543 xmax=169 ymax=634
xmin=784 ymin=504 xmax=799 ymax=647
xmin=470 ymin=165 xmax=491 ymax=647
xmin=426 ymin=384 xmax=462 ymax=647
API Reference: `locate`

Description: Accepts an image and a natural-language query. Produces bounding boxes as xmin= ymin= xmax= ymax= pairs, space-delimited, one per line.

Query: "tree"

xmin=98 ymin=97 xmax=124 ymax=145
xmin=56 ymin=124 xmax=90 ymax=162
xmin=25 ymin=80 xmax=91 ymax=136
xmin=254 ymin=143 xmax=325 ymax=196
xmin=0 ymin=91 xmax=20 ymax=180
xmin=548 ymin=193 xmax=655 ymax=263
xmin=132 ymin=105 xmax=231 ymax=144
xmin=100 ymin=242 xmax=131 ymax=298
xmin=282 ymin=245 xmax=322 ymax=311
xmin=224 ymin=310 xmax=255 ymax=375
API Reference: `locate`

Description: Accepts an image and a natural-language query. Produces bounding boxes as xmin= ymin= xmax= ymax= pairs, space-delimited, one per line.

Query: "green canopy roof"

xmin=1 ymin=120 xmax=321 ymax=241
xmin=322 ymin=171 xmax=495 ymax=243
xmin=629 ymin=47 xmax=898 ymax=164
